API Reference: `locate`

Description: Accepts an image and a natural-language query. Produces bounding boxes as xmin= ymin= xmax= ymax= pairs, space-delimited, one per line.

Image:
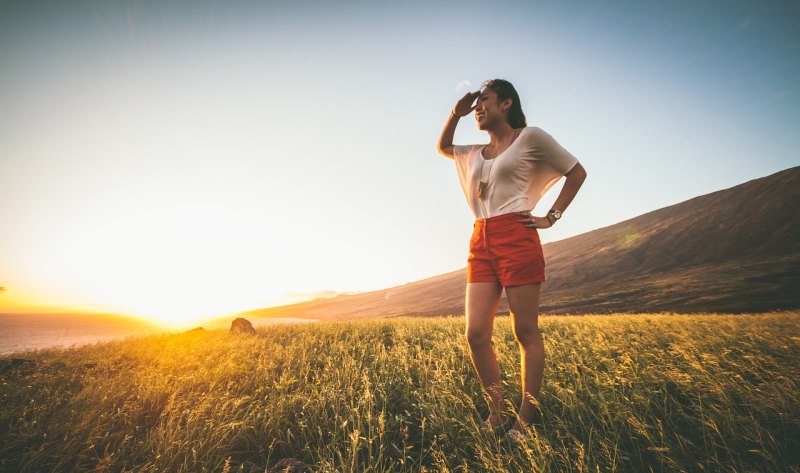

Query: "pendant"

xmin=476 ymin=181 xmax=488 ymax=199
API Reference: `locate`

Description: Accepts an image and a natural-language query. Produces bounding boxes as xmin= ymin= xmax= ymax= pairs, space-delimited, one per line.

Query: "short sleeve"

xmin=528 ymin=127 xmax=578 ymax=175
xmin=453 ymin=144 xmax=478 ymax=163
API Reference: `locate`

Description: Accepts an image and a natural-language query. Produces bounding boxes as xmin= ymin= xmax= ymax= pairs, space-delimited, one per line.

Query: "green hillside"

xmin=1 ymin=313 xmax=798 ymax=472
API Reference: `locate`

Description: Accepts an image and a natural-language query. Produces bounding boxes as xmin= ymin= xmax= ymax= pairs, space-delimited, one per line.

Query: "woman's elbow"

xmin=569 ymin=162 xmax=587 ymax=181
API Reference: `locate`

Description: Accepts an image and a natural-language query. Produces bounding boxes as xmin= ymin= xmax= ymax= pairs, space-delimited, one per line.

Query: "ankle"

xmin=486 ymin=413 xmax=509 ymax=426
xmin=516 ymin=409 xmax=543 ymax=428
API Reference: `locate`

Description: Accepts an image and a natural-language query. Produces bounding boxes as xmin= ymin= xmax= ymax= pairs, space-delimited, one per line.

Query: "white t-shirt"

xmin=453 ymin=127 xmax=578 ymax=219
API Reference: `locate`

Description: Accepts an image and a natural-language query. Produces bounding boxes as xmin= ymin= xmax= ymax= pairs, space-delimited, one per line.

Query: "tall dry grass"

xmin=1 ymin=312 xmax=798 ymax=472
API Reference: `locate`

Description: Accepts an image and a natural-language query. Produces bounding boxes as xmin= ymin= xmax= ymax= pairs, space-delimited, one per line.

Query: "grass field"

xmin=1 ymin=312 xmax=798 ymax=472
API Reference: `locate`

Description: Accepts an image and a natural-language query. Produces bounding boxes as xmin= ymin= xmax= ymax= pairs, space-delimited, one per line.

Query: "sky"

xmin=1 ymin=0 xmax=798 ymax=326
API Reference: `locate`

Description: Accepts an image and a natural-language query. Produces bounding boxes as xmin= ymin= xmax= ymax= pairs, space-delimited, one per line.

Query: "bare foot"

xmin=515 ymin=403 xmax=544 ymax=428
xmin=485 ymin=413 xmax=510 ymax=428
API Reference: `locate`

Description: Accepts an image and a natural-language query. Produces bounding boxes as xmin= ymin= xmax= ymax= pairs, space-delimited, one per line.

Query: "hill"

xmin=241 ymin=167 xmax=800 ymax=321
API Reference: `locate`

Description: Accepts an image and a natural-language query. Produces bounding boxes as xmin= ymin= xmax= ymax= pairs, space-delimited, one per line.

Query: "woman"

xmin=437 ymin=79 xmax=587 ymax=439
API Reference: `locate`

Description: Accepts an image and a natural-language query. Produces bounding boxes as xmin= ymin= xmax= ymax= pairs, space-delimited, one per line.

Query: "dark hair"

xmin=482 ymin=79 xmax=527 ymax=129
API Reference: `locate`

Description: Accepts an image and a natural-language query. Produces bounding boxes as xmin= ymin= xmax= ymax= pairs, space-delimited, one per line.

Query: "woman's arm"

xmin=437 ymin=91 xmax=480 ymax=159
xmin=519 ymin=162 xmax=588 ymax=228
xmin=549 ymin=162 xmax=587 ymax=218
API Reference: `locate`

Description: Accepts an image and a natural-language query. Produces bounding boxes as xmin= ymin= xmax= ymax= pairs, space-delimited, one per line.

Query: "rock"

xmin=185 ymin=327 xmax=205 ymax=334
xmin=270 ymin=458 xmax=308 ymax=473
xmin=229 ymin=318 xmax=256 ymax=336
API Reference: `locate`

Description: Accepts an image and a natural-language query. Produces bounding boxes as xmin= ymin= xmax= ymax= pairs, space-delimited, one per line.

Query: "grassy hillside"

xmin=1 ymin=313 xmax=798 ymax=472
xmin=241 ymin=167 xmax=800 ymax=321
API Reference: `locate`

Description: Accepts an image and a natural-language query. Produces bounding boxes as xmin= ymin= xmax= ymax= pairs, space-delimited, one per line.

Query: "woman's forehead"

xmin=479 ymin=87 xmax=497 ymax=99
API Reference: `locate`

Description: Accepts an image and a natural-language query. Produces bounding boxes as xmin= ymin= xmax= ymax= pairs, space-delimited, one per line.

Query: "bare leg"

xmin=465 ymin=281 xmax=507 ymax=426
xmin=505 ymin=283 xmax=544 ymax=430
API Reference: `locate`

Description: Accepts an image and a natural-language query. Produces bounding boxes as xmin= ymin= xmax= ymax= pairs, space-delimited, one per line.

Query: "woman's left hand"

xmin=517 ymin=211 xmax=552 ymax=229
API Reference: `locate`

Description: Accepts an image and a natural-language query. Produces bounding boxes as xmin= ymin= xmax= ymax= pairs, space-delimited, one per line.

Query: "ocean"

xmin=0 ymin=313 xmax=316 ymax=355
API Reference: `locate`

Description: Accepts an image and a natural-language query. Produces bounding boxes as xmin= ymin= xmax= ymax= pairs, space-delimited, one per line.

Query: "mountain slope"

xmin=241 ymin=167 xmax=800 ymax=320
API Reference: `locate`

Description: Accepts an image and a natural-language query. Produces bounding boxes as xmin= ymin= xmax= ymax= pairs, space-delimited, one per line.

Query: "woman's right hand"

xmin=453 ymin=91 xmax=480 ymax=117
xmin=439 ymin=90 xmax=479 ymax=158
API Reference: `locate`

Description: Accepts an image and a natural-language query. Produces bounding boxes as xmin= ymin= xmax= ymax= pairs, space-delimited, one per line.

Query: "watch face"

xmin=552 ymin=210 xmax=562 ymax=219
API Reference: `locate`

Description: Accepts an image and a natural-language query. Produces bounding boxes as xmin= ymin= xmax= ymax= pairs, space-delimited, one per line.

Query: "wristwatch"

xmin=547 ymin=209 xmax=562 ymax=224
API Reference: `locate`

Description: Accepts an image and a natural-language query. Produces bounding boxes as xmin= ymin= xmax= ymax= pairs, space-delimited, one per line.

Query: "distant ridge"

xmin=241 ymin=167 xmax=800 ymax=321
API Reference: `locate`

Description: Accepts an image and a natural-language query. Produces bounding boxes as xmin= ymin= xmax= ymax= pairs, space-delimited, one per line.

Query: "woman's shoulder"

xmin=453 ymin=143 xmax=485 ymax=162
xmin=520 ymin=126 xmax=559 ymax=145
xmin=455 ymin=143 xmax=486 ymax=152
xmin=521 ymin=126 xmax=547 ymax=137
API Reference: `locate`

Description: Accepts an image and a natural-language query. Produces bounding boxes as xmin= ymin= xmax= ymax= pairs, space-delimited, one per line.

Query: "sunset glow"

xmin=3 ymin=189 xmax=357 ymax=326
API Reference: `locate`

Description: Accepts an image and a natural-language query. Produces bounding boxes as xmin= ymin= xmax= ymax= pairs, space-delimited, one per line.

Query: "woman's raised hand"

xmin=439 ymin=91 xmax=478 ymax=156
xmin=453 ymin=91 xmax=480 ymax=117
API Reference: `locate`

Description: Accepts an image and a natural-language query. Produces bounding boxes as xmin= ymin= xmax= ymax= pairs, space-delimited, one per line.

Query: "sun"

xmin=12 ymin=191 xmax=306 ymax=328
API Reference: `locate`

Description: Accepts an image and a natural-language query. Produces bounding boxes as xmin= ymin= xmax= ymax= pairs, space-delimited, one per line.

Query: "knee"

xmin=513 ymin=326 xmax=542 ymax=347
xmin=465 ymin=328 xmax=492 ymax=350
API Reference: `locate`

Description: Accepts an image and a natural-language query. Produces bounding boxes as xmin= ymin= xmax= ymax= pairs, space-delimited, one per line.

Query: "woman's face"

xmin=475 ymin=87 xmax=510 ymax=130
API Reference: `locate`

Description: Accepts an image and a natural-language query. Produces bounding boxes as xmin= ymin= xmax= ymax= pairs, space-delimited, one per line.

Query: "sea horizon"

xmin=0 ymin=313 xmax=316 ymax=356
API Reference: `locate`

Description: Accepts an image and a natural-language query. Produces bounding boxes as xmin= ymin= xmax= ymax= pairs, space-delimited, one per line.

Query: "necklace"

xmin=476 ymin=128 xmax=521 ymax=200
xmin=476 ymin=157 xmax=494 ymax=200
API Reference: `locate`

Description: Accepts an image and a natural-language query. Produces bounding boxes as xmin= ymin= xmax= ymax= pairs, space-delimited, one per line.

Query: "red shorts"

xmin=467 ymin=212 xmax=546 ymax=286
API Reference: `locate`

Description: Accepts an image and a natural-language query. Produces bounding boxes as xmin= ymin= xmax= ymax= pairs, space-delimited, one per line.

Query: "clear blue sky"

xmin=1 ymin=0 xmax=798 ymax=323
